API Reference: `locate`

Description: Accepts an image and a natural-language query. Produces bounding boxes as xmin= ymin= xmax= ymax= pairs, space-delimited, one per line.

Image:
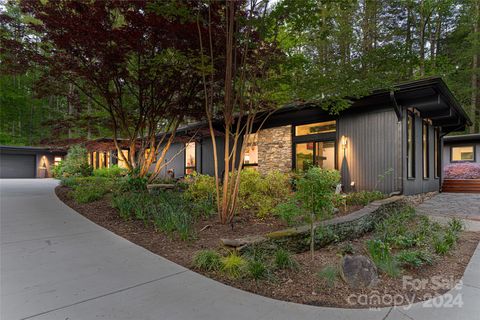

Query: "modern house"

xmin=157 ymin=77 xmax=471 ymax=195
xmin=1 ymin=77 xmax=471 ymax=196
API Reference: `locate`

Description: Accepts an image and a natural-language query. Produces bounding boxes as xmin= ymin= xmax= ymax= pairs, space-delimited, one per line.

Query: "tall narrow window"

xmin=185 ymin=142 xmax=196 ymax=175
xmin=434 ymin=128 xmax=440 ymax=178
xmin=422 ymin=120 xmax=429 ymax=179
xmin=118 ymin=150 xmax=129 ymax=169
xmin=243 ymin=133 xmax=258 ymax=168
xmin=407 ymin=112 xmax=415 ymax=178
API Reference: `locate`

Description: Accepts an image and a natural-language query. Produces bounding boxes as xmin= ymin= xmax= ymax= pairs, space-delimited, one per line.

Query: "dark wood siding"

xmin=337 ymin=108 xmax=402 ymax=194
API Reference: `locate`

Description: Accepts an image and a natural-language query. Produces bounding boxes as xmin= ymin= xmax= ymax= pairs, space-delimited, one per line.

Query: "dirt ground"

xmin=55 ymin=186 xmax=480 ymax=308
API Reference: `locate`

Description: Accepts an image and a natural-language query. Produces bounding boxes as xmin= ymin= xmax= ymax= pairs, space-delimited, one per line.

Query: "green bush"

xmin=183 ymin=173 xmax=217 ymax=217
xmin=111 ymin=190 xmax=195 ymax=240
xmin=70 ymin=177 xmax=116 ymax=204
xmin=317 ymin=265 xmax=338 ymax=287
xmin=273 ymin=199 xmax=302 ymax=225
xmin=448 ymin=218 xmax=464 ymax=233
xmin=246 ymin=260 xmax=269 ymax=280
xmin=366 ymin=239 xmax=400 ymax=277
xmin=346 ymin=191 xmax=385 ymax=206
xmin=118 ymin=175 xmax=148 ymax=192
xmin=396 ymin=250 xmax=433 ymax=268
xmin=93 ymin=165 xmax=127 ymax=178
xmin=273 ymin=248 xmax=298 ymax=270
xmin=61 ymin=145 xmax=92 ymax=177
xmin=51 ymin=160 xmax=64 ymax=178
xmin=238 ymin=169 xmax=291 ymax=217
xmin=221 ymin=253 xmax=247 ymax=278
xmin=192 ymin=250 xmax=222 ymax=271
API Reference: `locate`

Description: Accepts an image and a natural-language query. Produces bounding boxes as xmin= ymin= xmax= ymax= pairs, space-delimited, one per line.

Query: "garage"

xmin=0 ymin=154 xmax=36 ymax=178
xmin=0 ymin=146 xmax=66 ymax=179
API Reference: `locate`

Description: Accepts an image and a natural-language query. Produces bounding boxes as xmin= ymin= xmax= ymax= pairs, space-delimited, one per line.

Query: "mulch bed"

xmin=55 ymin=186 xmax=480 ymax=308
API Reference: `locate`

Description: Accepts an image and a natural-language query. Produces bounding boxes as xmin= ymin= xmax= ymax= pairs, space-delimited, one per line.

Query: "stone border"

xmin=221 ymin=196 xmax=407 ymax=253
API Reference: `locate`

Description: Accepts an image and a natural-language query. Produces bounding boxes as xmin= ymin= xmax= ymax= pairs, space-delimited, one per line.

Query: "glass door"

xmin=295 ymin=141 xmax=335 ymax=171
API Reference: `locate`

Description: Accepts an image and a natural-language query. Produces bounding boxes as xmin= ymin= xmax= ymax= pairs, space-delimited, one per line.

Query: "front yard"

xmin=55 ymin=167 xmax=480 ymax=309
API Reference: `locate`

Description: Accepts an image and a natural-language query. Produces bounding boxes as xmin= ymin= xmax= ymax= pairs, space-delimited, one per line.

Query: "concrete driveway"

xmin=1 ymin=179 xmax=479 ymax=320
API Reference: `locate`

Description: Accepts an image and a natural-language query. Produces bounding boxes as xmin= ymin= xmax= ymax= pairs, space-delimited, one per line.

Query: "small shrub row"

xmin=192 ymin=248 xmax=298 ymax=280
xmin=345 ymin=191 xmax=385 ymax=206
xmin=61 ymin=176 xmax=117 ymax=204
xmin=93 ymin=165 xmax=127 ymax=178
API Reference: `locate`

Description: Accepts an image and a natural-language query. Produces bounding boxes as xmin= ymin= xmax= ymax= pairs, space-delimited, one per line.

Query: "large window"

xmin=185 ymin=142 xmax=196 ymax=174
xmin=422 ymin=120 xmax=429 ymax=179
xmin=118 ymin=150 xmax=129 ymax=169
xmin=295 ymin=121 xmax=336 ymax=136
xmin=407 ymin=111 xmax=415 ymax=178
xmin=295 ymin=141 xmax=335 ymax=171
xmin=434 ymin=128 xmax=440 ymax=178
xmin=451 ymin=146 xmax=475 ymax=162
xmin=243 ymin=133 xmax=258 ymax=167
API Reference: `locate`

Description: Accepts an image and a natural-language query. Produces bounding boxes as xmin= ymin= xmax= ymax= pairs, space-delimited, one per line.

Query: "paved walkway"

xmin=1 ymin=179 xmax=479 ymax=320
xmin=417 ymin=193 xmax=480 ymax=221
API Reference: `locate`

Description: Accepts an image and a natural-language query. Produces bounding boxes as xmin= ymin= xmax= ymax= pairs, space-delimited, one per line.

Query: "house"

xmin=155 ymin=77 xmax=471 ymax=195
xmin=443 ymin=133 xmax=480 ymax=165
xmin=0 ymin=146 xmax=66 ymax=178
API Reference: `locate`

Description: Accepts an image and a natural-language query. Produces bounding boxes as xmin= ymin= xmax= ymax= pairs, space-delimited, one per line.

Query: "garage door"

xmin=0 ymin=154 xmax=36 ymax=178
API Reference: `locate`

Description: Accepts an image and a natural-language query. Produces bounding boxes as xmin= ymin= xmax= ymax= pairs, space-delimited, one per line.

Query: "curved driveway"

xmin=1 ymin=179 xmax=479 ymax=320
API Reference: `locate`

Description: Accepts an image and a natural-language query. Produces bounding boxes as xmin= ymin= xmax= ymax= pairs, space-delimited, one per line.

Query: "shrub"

xmin=339 ymin=242 xmax=354 ymax=256
xmin=246 ymin=260 xmax=269 ymax=280
xmin=345 ymin=191 xmax=385 ymax=206
xmin=274 ymin=248 xmax=298 ymax=270
xmin=51 ymin=160 xmax=64 ymax=178
xmin=448 ymin=218 xmax=464 ymax=233
xmin=61 ymin=145 xmax=92 ymax=177
xmin=192 ymin=250 xmax=222 ymax=271
xmin=221 ymin=253 xmax=247 ymax=278
xmin=273 ymin=199 xmax=302 ymax=225
xmin=119 ymin=175 xmax=148 ymax=192
xmin=444 ymin=163 xmax=480 ymax=179
xmin=238 ymin=169 xmax=291 ymax=217
xmin=396 ymin=250 xmax=433 ymax=268
xmin=183 ymin=173 xmax=217 ymax=217
xmin=93 ymin=165 xmax=127 ymax=178
xmin=294 ymin=167 xmax=340 ymax=259
xmin=71 ymin=177 xmax=116 ymax=204
xmin=317 ymin=266 xmax=338 ymax=287
xmin=366 ymin=239 xmax=400 ymax=277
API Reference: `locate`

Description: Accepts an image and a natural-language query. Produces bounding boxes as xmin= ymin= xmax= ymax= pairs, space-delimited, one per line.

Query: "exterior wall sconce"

xmin=341 ymin=135 xmax=348 ymax=150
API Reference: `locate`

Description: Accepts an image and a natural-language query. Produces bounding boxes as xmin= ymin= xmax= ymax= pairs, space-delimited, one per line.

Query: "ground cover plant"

xmin=444 ymin=163 xmax=480 ymax=179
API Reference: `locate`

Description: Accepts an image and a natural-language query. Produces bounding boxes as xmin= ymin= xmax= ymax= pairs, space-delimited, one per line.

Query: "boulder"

xmin=340 ymin=255 xmax=378 ymax=288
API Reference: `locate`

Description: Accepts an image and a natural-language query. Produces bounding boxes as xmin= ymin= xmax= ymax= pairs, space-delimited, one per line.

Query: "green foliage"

xmin=119 ymin=174 xmax=148 ymax=192
xmin=448 ymin=218 xmax=464 ymax=233
xmin=294 ymin=167 xmax=340 ymax=218
xmin=111 ymin=190 xmax=195 ymax=240
xmin=70 ymin=177 xmax=116 ymax=204
xmin=339 ymin=242 xmax=354 ymax=256
xmin=192 ymin=250 xmax=222 ymax=272
xmin=396 ymin=250 xmax=433 ymax=269
xmin=61 ymin=145 xmax=92 ymax=177
xmin=93 ymin=165 xmax=127 ymax=178
xmin=345 ymin=191 xmax=385 ymax=206
xmin=273 ymin=248 xmax=298 ymax=270
xmin=221 ymin=253 xmax=247 ymax=279
xmin=238 ymin=170 xmax=291 ymax=217
xmin=317 ymin=266 xmax=338 ymax=287
xmin=183 ymin=173 xmax=217 ymax=217
xmin=366 ymin=239 xmax=400 ymax=277
xmin=246 ymin=260 xmax=269 ymax=280
xmin=273 ymin=199 xmax=302 ymax=225
xmin=51 ymin=161 xmax=64 ymax=178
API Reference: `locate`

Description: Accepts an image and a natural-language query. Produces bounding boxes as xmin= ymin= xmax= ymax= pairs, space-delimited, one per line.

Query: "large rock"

xmin=340 ymin=255 xmax=378 ymax=288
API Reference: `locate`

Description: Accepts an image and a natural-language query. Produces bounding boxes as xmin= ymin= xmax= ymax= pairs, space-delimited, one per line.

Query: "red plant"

xmin=444 ymin=163 xmax=480 ymax=179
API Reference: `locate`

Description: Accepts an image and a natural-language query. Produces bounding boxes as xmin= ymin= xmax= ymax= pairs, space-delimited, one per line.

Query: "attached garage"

xmin=0 ymin=146 xmax=66 ymax=179
xmin=0 ymin=154 xmax=36 ymax=178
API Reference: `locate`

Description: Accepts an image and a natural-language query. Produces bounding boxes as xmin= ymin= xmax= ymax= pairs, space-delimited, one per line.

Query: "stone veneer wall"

xmin=257 ymin=125 xmax=292 ymax=174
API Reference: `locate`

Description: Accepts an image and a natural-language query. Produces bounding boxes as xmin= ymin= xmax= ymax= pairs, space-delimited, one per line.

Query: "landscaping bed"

xmin=55 ymin=184 xmax=480 ymax=308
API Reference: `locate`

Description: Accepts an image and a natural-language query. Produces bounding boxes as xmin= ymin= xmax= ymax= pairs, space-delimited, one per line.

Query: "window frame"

xmin=434 ymin=128 xmax=440 ymax=179
xmin=243 ymin=133 xmax=259 ymax=168
xmin=422 ymin=120 xmax=430 ymax=179
xmin=406 ymin=111 xmax=416 ymax=179
xmin=294 ymin=120 xmax=337 ymax=137
xmin=450 ymin=145 xmax=476 ymax=163
xmin=293 ymin=140 xmax=337 ymax=171
xmin=184 ymin=142 xmax=196 ymax=175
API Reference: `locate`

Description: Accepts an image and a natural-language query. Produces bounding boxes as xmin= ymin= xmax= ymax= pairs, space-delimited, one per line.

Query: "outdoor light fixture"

xmin=341 ymin=135 xmax=348 ymax=150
